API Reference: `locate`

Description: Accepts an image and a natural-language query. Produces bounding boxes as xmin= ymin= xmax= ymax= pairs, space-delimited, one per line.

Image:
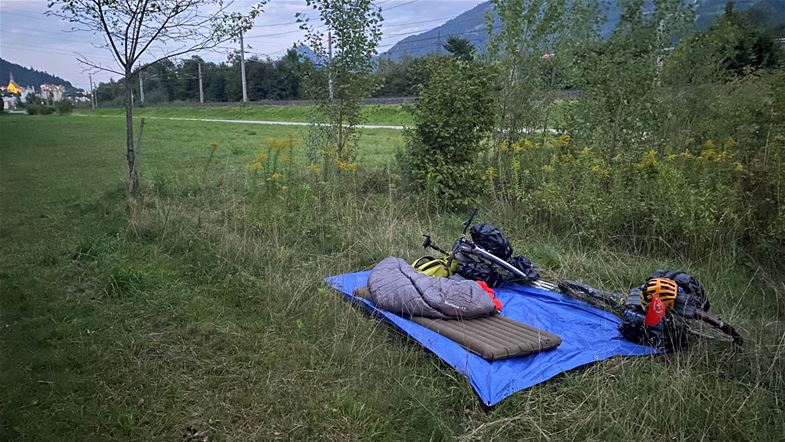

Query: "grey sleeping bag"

xmin=367 ymin=256 xmax=496 ymax=319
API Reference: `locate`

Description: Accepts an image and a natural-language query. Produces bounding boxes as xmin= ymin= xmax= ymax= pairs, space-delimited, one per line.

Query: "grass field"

xmin=1 ymin=113 xmax=783 ymax=441
xmin=75 ymin=103 xmax=414 ymax=126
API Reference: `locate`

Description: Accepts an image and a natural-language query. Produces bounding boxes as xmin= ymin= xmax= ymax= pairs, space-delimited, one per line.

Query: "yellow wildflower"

xmin=255 ymin=152 xmax=269 ymax=162
xmin=636 ymin=149 xmax=658 ymax=170
xmin=580 ymin=147 xmax=592 ymax=158
xmin=248 ymin=161 xmax=263 ymax=172
xmin=542 ymin=164 xmax=554 ymax=173
xmin=681 ymin=149 xmax=694 ymax=160
xmin=511 ymin=158 xmax=521 ymax=172
xmin=264 ymin=136 xmax=296 ymax=150
xmin=269 ymin=172 xmax=284 ymax=181
xmin=700 ymin=147 xmax=718 ymax=161
xmin=307 ymin=164 xmax=321 ymax=175
xmin=555 ymin=133 xmax=572 ymax=147
xmin=523 ymin=138 xmax=536 ymax=150
xmin=723 ymin=137 xmax=737 ymax=150
xmin=498 ymin=140 xmax=509 ymax=151
xmin=512 ymin=142 xmax=523 ymax=153
xmin=335 ymin=160 xmax=358 ymax=172
xmin=734 ymin=162 xmax=745 ymax=173
xmin=667 ymin=154 xmax=677 ymax=161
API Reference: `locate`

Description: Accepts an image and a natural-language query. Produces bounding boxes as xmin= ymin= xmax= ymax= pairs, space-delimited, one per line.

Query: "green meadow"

xmin=1 ymin=113 xmax=782 ymax=441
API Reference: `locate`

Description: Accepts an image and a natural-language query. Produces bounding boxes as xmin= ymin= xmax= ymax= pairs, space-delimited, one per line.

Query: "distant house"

xmin=41 ymin=84 xmax=65 ymax=102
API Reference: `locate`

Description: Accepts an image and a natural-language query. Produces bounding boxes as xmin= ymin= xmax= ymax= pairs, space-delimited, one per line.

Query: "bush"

xmin=26 ymin=104 xmax=56 ymax=115
xmin=402 ymin=57 xmax=495 ymax=207
xmin=55 ymin=100 xmax=74 ymax=115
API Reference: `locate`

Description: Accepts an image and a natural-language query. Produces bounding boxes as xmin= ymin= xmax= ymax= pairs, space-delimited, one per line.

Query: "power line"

xmin=382 ymin=0 xmax=419 ymax=12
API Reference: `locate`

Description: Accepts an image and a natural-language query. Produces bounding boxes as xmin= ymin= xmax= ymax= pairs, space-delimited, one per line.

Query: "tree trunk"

xmin=125 ymin=74 xmax=139 ymax=194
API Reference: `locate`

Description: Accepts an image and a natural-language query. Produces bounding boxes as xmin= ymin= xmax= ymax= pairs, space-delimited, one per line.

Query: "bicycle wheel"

xmin=672 ymin=314 xmax=741 ymax=344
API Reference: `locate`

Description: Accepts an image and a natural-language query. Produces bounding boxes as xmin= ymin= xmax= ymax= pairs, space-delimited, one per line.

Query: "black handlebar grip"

xmin=463 ymin=208 xmax=478 ymax=233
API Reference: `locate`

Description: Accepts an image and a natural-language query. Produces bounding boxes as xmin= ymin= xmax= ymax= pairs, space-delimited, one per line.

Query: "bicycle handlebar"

xmin=463 ymin=208 xmax=478 ymax=235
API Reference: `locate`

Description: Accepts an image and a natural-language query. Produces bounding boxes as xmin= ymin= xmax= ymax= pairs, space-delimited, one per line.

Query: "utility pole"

xmin=198 ymin=62 xmax=204 ymax=104
xmin=240 ymin=31 xmax=248 ymax=103
xmin=327 ymin=29 xmax=334 ymax=100
xmin=89 ymin=74 xmax=95 ymax=109
xmin=138 ymin=73 xmax=145 ymax=107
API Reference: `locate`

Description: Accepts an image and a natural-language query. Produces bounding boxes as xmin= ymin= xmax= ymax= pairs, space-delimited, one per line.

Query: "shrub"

xmin=402 ymin=57 xmax=495 ymax=207
xmin=55 ymin=100 xmax=74 ymax=115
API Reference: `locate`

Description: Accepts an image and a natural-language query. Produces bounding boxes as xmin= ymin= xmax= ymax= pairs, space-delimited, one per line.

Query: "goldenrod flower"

xmin=734 ymin=162 xmax=745 ymax=173
xmin=636 ymin=149 xmax=658 ymax=170
xmin=255 ymin=152 xmax=269 ymax=162
xmin=335 ymin=160 xmax=358 ymax=172
xmin=264 ymin=137 xmax=297 ymax=150
xmin=307 ymin=164 xmax=320 ymax=175
xmin=269 ymin=172 xmax=284 ymax=181
xmin=248 ymin=161 xmax=263 ymax=172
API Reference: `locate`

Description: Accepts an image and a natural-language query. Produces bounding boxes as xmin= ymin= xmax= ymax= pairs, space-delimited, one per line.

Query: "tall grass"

xmin=2 ymin=116 xmax=783 ymax=440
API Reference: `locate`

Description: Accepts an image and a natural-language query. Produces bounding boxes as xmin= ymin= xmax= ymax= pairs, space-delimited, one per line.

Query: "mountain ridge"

xmin=380 ymin=0 xmax=778 ymax=61
xmin=0 ymin=57 xmax=74 ymax=90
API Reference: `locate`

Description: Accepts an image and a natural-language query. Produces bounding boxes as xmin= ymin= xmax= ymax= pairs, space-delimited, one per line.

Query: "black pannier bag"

xmin=471 ymin=223 xmax=513 ymax=261
xmin=457 ymin=261 xmax=504 ymax=288
xmin=508 ymin=255 xmax=540 ymax=281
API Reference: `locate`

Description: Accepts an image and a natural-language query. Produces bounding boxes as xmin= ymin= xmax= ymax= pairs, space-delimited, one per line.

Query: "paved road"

xmin=74 ymin=113 xmax=405 ymax=130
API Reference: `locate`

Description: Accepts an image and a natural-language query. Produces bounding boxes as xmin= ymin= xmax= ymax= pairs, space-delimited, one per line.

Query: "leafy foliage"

xmin=482 ymin=0 xmax=785 ymax=259
xmin=55 ymin=99 xmax=74 ymax=115
xmin=403 ymin=57 xmax=495 ymax=207
xmin=297 ymin=0 xmax=383 ymax=173
xmin=443 ymin=36 xmax=476 ymax=61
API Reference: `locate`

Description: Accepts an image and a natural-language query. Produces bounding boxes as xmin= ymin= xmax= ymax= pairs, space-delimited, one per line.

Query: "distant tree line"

xmin=94 ymin=4 xmax=782 ymax=107
xmin=95 ymin=48 xmax=309 ymax=106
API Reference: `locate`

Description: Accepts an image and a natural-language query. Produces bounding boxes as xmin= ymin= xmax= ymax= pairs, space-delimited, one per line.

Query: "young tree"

xmin=486 ymin=0 xmax=600 ymax=144
xmin=297 ymin=0 xmax=382 ymax=172
xmin=443 ymin=36 xmax=475 ymax=61
xmin=47 ymin=0 xmax=266 ymax=194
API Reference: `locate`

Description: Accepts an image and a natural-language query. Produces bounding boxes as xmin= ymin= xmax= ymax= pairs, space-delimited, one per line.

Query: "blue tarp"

xmin=326 ymin=271 xmax=661 ymax=406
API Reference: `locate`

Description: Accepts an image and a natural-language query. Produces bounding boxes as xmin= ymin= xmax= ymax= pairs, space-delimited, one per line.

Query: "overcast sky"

xmin=0 ymin=0 xmax=485 ymax=90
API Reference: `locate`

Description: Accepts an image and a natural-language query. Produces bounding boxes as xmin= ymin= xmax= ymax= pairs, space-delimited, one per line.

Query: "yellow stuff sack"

xmin=412 ymin=256 xmax=455 ymax=278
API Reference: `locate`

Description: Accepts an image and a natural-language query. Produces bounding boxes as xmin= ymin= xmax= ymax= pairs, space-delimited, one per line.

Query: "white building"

xmin=40 ymin=84 xmax=65 ymax=102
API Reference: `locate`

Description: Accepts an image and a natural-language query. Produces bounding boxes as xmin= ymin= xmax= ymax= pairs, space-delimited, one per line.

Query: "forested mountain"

xmin=0 ymin=57 xmax=73 ymax=90
xmin=380 ymin=0 xmax=782 ymax=61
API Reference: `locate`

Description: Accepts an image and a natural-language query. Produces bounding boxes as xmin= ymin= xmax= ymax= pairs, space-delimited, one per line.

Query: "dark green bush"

xmin=55 ymin=100 xmax=74 ymax=115
xmin=402 ymin=57 xmax=495 ymax=207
